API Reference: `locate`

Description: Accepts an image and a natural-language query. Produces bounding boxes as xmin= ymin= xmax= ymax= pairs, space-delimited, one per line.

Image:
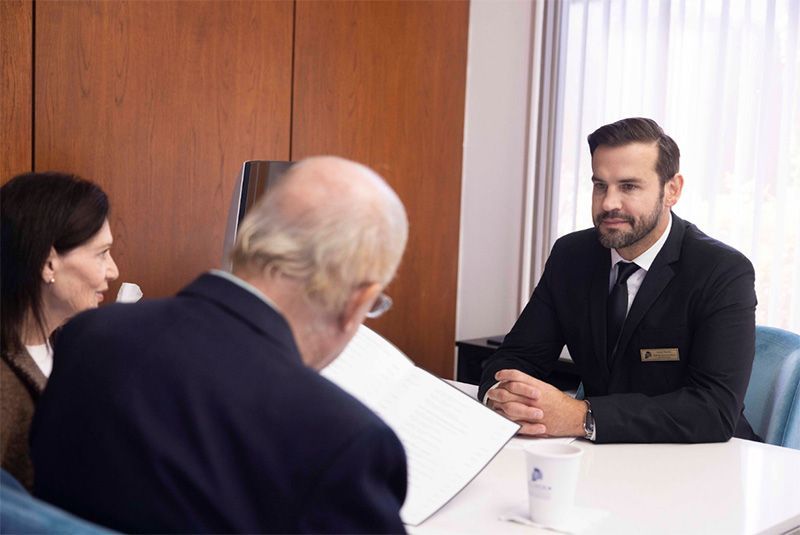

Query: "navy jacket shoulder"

xmin=31 ymin=274 xmax=407 ymax=533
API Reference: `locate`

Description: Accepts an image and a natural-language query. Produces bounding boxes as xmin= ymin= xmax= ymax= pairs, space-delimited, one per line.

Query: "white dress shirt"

xmin=27 ymin=343 xmax=53 ymax=378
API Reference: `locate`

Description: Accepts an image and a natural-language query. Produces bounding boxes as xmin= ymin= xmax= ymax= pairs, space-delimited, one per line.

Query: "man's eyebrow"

xmin=591 ymin=176 xmax=644 ymax=183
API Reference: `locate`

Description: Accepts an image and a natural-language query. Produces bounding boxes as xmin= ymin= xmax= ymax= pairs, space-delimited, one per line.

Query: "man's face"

xmin=591 ymin=142 xmax=678 ymax=259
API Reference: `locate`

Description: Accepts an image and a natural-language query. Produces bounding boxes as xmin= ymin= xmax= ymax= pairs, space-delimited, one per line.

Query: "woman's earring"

xmin=48 ymin=278 xmax=55 ymax=284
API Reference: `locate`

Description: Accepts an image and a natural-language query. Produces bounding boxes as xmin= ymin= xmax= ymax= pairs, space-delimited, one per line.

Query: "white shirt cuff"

xmin=482 ymin=381 xmax=501 ymax=405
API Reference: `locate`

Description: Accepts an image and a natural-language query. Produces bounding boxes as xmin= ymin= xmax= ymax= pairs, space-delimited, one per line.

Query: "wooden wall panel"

xmin=292 ymin=1 xmax=469 ymax=377
xmin=35 ymin=0 xmax=293 ymax=298
xmin=1 ymin=0 xmax=32 ymax=181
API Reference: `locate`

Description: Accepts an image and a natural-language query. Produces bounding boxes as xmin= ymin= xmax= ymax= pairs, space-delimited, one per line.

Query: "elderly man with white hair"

xmin=31 ymin=157 xmax=410 ymax=533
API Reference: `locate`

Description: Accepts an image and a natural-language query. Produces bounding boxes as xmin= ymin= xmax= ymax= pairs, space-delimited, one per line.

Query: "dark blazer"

xmin=31 ymin=273 xmax=407 ymax=533
xmin=479 ymin=213 xmax=759 ymax=443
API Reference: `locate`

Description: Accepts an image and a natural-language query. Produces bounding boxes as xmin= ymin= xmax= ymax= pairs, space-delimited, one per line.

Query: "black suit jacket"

xmin=31 ymin=273 xmax=407 ymax=533
xmin=479 ymin=214 xmax=759 ymax=443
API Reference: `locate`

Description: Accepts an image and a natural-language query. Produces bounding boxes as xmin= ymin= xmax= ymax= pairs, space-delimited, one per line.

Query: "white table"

xmin=419 ymin=382 xmax=800 ymax=534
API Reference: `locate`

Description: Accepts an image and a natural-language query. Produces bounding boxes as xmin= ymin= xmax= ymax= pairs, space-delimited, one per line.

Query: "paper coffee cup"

xmin=525 ymin=442 xmax=583 ymax=527
xmin=116 ymin=282 xmax=143 ymax=303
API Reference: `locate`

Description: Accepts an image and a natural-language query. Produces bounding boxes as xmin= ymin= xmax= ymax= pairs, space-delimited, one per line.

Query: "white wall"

xmin=456 ymin=0 xmax=537 ymax=342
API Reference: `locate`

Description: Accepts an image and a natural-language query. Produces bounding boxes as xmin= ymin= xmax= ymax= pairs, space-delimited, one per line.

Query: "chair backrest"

xmin=743 ymin=325 xmax=800 ymax=449
xmin=0 ymin=469 xmax=114 ymax=534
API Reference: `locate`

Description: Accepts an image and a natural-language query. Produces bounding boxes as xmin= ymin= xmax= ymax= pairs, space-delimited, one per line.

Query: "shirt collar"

xmin=610 ymin=212 xmax=673 ymax=272
xmin=209 ymin=269 xmax=282 ymax=313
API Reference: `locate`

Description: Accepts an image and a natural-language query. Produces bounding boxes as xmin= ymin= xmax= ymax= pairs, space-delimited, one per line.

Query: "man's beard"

xmin=594 ymin=193 xmax=664 ymax=250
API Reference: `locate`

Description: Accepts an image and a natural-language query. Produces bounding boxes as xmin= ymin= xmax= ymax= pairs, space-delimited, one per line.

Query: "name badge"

xmin=640 ymin=348 xmax=680 ymax=362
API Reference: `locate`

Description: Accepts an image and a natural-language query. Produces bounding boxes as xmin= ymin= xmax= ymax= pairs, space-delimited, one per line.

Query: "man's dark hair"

xmin=587 ymin=117 xmax=680 ymax=186
xmin=1 ymin=172 xmax=109 ymax=355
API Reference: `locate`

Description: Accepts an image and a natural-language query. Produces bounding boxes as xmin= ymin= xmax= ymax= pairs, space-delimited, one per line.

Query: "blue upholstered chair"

xmin=0 ymin=469 xmax=113 ymax=534
xmin=743 ymin=325 xmax=800 ymax=450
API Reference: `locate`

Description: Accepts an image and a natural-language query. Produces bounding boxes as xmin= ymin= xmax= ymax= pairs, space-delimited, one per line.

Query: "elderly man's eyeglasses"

xmin=366 ymin=293 xmax=393 ymax=319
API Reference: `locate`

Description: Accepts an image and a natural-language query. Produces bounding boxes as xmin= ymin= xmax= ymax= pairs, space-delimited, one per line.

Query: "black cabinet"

xmin=455 ymin=336 xmax=581 ymax=391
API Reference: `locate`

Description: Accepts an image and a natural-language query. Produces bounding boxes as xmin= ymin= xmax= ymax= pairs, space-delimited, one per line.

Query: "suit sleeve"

xmin=591 ymin=253 xmax=757 ymax=443
xmin=298 ymin=421 xmax=407 ymax=534
xmin=478 ymin=246 xmax=567 ymax=401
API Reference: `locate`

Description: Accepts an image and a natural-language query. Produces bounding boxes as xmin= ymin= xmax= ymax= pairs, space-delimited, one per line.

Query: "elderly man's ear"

xmin=339 ymin=282 xmax=383 ymax=332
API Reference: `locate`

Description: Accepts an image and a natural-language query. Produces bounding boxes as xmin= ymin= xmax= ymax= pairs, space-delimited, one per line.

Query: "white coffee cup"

xmin=525 ymin=442 xmax=583 ymax=527
xmin=116 ymin=282 xmax=143 ymax=303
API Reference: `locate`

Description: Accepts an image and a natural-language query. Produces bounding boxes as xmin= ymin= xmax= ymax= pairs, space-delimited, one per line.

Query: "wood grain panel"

xmin=35 ymin=0 xmax=293 ymax=299
xmin=1 ymin=0 xmax=32 ymax=181
xmin=292 ymin=1 xmax=469 ymax=377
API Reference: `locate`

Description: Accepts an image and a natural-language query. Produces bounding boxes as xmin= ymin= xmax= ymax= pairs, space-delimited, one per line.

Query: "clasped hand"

xmin=485 ymin=369 xmax=585 ymax=437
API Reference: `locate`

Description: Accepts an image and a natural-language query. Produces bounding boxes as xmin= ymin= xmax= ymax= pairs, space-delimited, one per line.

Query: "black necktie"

xmin=607 ymin=262 xmax=639 ymax=359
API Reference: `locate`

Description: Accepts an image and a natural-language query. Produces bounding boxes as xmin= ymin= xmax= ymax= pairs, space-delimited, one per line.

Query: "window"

xmin=539 ymin=0 xmax=799 ymax=330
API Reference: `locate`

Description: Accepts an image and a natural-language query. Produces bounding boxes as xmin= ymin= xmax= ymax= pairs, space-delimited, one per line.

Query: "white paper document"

xmin=321 ymin=326 xmax=520 ymax=526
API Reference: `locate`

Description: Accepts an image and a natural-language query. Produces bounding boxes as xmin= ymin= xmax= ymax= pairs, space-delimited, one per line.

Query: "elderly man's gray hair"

xmin=231 ymin=156 xmax=408 ymax=314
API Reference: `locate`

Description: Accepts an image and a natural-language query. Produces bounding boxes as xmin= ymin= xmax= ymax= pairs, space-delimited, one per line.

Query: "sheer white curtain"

xmin=542 ymin=0 xmax=800 ymax=330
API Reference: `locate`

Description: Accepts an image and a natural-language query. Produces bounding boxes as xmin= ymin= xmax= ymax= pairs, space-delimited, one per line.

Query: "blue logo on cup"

xmin=532 ymin=468 xmax=543 ymax=482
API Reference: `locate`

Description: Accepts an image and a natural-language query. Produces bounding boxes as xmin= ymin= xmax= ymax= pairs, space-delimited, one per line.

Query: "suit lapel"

xmin=1 ymin=348 xmax=47 ymax=398
xmin=614 ymin=213 xmax=686 ymax=363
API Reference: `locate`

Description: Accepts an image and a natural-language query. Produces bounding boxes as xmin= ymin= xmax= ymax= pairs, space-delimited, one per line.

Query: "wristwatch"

xmin=583 ymin=400 xmax=596 ymax=441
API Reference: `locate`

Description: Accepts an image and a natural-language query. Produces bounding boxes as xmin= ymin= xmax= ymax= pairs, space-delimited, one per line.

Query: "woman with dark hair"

xmin=1 ymin=172 xmax=119 ymax=490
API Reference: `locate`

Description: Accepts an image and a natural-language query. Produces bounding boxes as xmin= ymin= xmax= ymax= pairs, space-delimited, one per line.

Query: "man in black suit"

xmin=479 ymin=118 xmax=759 ymax=444
xmin=31 ymin=157 xmax=410 ymax=533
